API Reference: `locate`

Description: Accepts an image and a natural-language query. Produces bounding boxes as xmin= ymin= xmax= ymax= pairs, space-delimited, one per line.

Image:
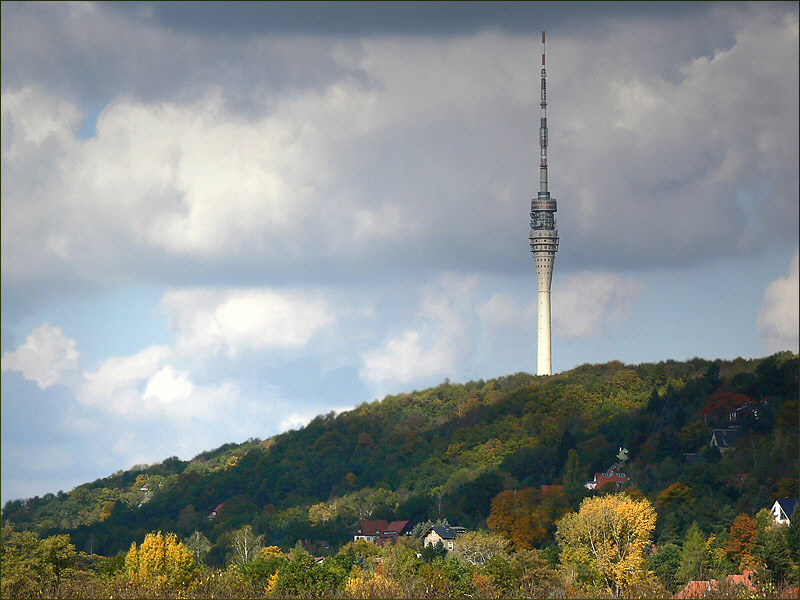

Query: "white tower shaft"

xmin=529 ymin=31 xmax=559 ymax=376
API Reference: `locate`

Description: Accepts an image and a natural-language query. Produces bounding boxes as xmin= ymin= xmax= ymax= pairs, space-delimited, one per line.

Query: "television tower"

xmin=529 ymin=30 xmax=559 ymax=375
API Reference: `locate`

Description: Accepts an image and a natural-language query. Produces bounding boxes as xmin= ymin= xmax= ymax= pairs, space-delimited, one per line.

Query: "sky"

xmin=1 ymin=1 xmax=798 ymax=506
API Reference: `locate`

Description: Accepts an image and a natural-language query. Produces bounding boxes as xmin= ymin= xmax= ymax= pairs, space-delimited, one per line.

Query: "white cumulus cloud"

xmin=757 ymin=249 xmax=799 ymax=353
xmin=161 ymin=287 xmax=337 ymax=358
xmin=143 ymin=365 xmax=194 ymax=404
xmin=360 ymin=275 xmax=476 ymax=387
xmin=1 ymin=323 xmax=80 ymax=388
xmin=80 ymin=344 xmax=171 ymax=413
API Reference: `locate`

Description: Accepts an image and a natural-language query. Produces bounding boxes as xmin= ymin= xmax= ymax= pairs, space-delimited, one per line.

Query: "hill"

xmin=2 ymin=352 xmax=797 ymax=565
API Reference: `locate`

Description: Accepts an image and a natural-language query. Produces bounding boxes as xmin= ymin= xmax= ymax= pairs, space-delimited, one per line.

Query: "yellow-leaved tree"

xmin=556 ymin=493 xmax=657 ymax=596
xmin=124 ymin=531 xmax=195 ymax=592
xmin=345 ymin=566 xmax=403 ymax=599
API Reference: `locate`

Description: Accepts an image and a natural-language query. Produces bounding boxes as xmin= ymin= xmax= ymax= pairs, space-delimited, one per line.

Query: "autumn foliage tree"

xmin=556 ymin=493 xmax=657 ymax=596
xmin=701 ymin=392 xmax=752 ymax=420
xmin=724 ymin=513 xmax=758 ymax=566
xmin=487 ymin=487 xmax=569 ymax=550
xmin=487 ymin=489 xmax=546 ymax=550
xmin=655 ymin=482 xmax=694 ymax=510
xmin=124 ymin=531 xmax=195 ymax=592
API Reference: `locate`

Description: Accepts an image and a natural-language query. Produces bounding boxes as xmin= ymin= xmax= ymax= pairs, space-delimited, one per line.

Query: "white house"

xmin=771 ymin=498 xmax=798 ymax=525
xmin=423 ymin=524 xmax=466 ymax=551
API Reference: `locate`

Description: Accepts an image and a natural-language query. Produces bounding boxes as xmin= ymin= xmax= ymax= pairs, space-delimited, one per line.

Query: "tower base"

xmin=537 ymin=289 xmax=552 ymax=375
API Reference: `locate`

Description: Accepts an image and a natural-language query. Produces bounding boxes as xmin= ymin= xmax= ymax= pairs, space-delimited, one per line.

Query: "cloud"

xmin=80 ymin=344 xmax=170 ymax=413
xmin=478 ymin=273 xmax=642 ymax=339
xmin=143 ymin=365 xmax=193 ymax=404
xmin=3 ymin=5 xmax=796 ymax=323
xmin=161 ymin=287 xmax=337 ymax=358
xmin=553 ymin=272 xmax=643 ymax=338
xmin=2 ymin=285 xmax=339 ymax=423
xmin=1 ymin=324 xmax=79 ymax=388
xmin=477 ymin=293 xmax=522 ymax=331
xmin=359 ymin=275 xmax=476 ymax=387
xmin=757 ymin=249 xmax=799 ymax=353
xmin=2 ymin=286 xmax=340 ymax=424
xmin=555 ymin=5 xmax=798 ymax=268
xmin=1 ymin=2 xmax=798 ymax=505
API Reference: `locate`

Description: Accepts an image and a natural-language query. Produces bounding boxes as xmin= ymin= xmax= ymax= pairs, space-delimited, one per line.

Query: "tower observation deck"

xmin=529 ymin=31 xmax=559 ymax=375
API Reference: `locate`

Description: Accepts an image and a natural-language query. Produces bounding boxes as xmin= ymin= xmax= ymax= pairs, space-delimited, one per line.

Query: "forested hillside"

xmin=2 ymin=352 xmax=798 ymax=597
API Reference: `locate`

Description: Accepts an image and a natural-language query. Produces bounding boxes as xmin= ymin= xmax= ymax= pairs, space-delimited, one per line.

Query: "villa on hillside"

xmin=729 ymin=403 xmax=759 ymax=424
xmin=423 ymin=524 xmax=467 ymax=551
xmin=584 ymin=462 xmax=629 ymax=490
xmin=353 ymin=519 xmax=412 ymax=545
xmin=771 ymin=498 xmax=798 ymax=525
xmin=709 ymin=429 xmax=740 ymax=452
xmin=675 ymin=571 xmax=757 ymax=599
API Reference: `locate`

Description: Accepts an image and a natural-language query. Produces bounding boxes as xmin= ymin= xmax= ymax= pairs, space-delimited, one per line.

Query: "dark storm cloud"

xmin=1 ymin=1 xmax=734 ymax=110
xmin=107 ymin=1 xmax=713 ymax=37
xmin=2 ymin=1 xmax=796 ymax=310
xmin=0 ymin=2 xmax=361 ymax=111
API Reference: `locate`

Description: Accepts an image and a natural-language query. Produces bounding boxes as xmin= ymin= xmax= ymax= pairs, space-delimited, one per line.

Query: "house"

xmin=729 ymin=403 xmax=758 ymax=424
xmin=675 ymin=571 xmax=756 ymax=598
xmin=353 ymin=519 xmax=412 ymax=544
xmin=584 ymin=462 xmax=629 ymax=490
xmin=423 ymin=524 xmax=465 ymax=551
xmin=709 ymin=429 xmax=740 ymax=452
xmin=207 ymin=503 xmax=224 ymax=520
xmin=771 ymin=498 xmax=798 ymax=525
xmin=353 ymin=520 xmax=385 ymax=542
xmin=675 ymin=580 xmax=717 ymax=599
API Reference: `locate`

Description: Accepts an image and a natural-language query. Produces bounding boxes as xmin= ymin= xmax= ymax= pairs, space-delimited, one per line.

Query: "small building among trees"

xmin=771 ymin=497 xmax=798 ymax=525
xmin=353 ymin=519 xmax=412 ymax=545
xmin=583 ymin=462 xmax=629 ymax=490
xmin=423 ymin=524 xmax=466 ymax=551
xmin=709 ymin=429 xmax=740 ymax=452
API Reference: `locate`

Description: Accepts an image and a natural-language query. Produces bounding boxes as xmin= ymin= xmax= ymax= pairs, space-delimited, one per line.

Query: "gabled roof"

xmin=590 ymin=468 xmax=629 ymax=489
xmin=430 ymin=525 xmax=458 ymax=540
xmin=711 ymin=429 xmax=740 ymax=448
xmin=384 ymin=520 xmax=410 ymax=535
xmin=727 ymin=570 xmax=756 ymax=591
xmin=676 ymin=572 xmax=756 ymax=598
xmin=675 ymin=580 xmax=715 ymax=599
xmin=774 ymin=498 xmax=798 ymax=520
xmin=357 ymin=519 xmax=388 ymax=536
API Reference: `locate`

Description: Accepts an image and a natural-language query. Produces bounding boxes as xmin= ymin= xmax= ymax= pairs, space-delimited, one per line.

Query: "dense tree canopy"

xmin=1 ymin=353 xmax=798 ymax=598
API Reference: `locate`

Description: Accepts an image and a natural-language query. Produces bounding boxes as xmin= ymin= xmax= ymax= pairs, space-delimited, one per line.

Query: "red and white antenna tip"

xmin=541 ymin=31 xmax=546 ymax=65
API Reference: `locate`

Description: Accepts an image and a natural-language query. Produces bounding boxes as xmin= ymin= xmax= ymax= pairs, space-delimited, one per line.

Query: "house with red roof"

xmin=584 ymin=462 xmax=629 ymax=490
xmin=674 ymin=571 xmax=756 ymax=598
xmin=353 ymin=519 xmax=412 ymax=544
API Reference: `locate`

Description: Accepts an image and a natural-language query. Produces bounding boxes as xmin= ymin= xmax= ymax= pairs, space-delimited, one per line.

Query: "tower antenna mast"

xmin=540 ymin=31 xmax=548 ymax=193
xmin=529 ymin=30 xmax=559 ymax=375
